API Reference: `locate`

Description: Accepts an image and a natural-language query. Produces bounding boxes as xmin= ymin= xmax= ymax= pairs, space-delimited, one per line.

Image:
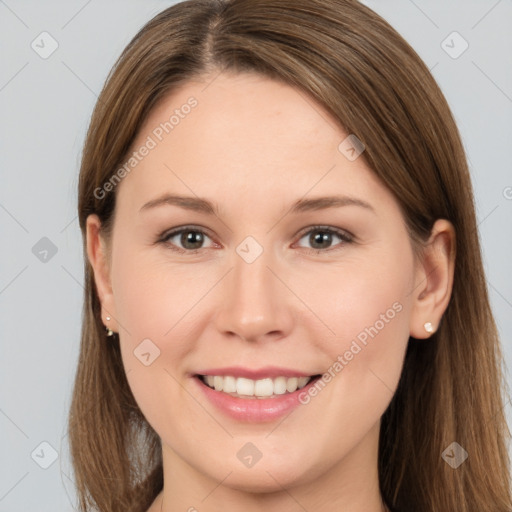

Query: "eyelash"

xmin=156 ymin=225 xmax=354 ymax=255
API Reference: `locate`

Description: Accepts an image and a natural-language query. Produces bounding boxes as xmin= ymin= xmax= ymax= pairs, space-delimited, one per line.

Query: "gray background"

xmin=1 ymin=1 xmax=511 ymax=510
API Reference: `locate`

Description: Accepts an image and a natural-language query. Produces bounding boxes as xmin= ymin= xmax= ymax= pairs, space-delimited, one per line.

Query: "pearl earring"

xmin=424 ymin=321 xmax=434 ymax=333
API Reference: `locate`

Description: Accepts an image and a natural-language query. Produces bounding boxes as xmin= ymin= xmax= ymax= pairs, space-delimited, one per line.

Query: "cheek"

xmin=308 ymin=248 xmax=414 ymax=402
xmin=111 ymin=245 xmax=200 ymax=341
xmin=110 ymin=251 xmax=202 ymax=433
xmin=109 ymin=250 xmax=199 ymax=410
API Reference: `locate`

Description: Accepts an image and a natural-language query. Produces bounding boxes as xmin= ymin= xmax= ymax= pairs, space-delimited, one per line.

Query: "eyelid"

xmin=295 ymin=224 xmax=354 ymax=241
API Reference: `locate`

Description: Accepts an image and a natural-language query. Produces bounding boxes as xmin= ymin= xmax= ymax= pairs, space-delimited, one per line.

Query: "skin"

xmin=86 ymin=71 xmax=455 ymax=512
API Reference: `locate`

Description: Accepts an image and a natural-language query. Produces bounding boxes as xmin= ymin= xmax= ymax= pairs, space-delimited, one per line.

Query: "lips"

xmin=192 ymin=367 xmax=323 ymax=422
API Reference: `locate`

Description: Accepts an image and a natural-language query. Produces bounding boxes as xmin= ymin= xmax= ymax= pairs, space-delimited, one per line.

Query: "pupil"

xmin=182 ymin=231 xmax=203 ymax=249
xmin=311 ymin=231 xmax=331 ymax=249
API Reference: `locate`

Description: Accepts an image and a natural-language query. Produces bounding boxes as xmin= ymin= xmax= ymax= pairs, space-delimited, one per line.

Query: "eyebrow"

xmin=139 ymin=193 xmax=376 ymax=215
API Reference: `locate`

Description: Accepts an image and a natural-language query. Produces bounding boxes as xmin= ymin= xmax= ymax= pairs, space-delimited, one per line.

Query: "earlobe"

xmin=409 ymin=219 xmax=456 ymax=340
xmin=86 ymin=214 xmax=119 ymax=334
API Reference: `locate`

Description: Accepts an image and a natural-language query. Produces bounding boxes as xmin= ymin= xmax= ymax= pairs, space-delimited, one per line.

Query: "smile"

xmin=194 ymin=372 xmax=322 ymax=422
xmin=198 ymin=374 xmax=314 ymax=398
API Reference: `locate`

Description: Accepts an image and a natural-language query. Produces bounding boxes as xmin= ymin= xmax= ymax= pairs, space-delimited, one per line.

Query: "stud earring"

xmin=424 ymin=321 xmax=434 ymax=333
xmin=105 ymin=316 xmax=114 ymax=336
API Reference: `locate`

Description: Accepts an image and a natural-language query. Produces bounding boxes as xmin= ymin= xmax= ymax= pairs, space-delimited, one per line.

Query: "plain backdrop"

xmin=0 ymin=1 xmax=511 ymax=510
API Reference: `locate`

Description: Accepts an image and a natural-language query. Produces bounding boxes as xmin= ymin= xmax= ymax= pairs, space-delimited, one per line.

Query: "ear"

xmin=86 ymin=214 xmax=119 ymax=334
xmin=409 ymin=219 xmax=456 ymax=339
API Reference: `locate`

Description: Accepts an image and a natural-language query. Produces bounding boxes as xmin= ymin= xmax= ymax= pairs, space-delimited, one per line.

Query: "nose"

xmin=213 ymin=246 xmax=295 ymax=343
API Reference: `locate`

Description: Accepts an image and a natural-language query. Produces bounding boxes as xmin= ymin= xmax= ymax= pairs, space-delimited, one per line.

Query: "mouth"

xmin=195 ymin=373 xmax=322 ymax=399
xmin=193 ymin=368 xmax=325 ymax=422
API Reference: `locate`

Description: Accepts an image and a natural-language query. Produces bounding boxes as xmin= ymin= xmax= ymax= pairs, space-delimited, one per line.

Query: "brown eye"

xmin=296 ymin=226 xmax=353 ymax=252
xmin=159 ymin=227 xmax=214 ymax=253
xmin=179 ymin=230 xmax=205 ymax=250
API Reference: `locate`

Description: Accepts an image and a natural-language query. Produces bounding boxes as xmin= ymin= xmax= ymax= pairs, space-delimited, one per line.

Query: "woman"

xmin=69 ymin=0 xmax=512 ymax=511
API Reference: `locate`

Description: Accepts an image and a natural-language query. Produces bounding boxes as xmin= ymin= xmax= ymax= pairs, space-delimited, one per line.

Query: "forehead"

xmin=115 ymin=71 xmax=395 ymax=217
xmin=136 ymin=71 xmax=342 ymax=164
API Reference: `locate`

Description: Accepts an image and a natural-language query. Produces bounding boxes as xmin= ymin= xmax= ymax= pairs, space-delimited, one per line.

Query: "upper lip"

xmin=194 ymin=366 xmax=319 ymax=380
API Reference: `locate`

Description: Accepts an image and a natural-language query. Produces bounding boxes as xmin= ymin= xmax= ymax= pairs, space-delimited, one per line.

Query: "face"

xmin=91 ymin=72 xmax=423 ymax=493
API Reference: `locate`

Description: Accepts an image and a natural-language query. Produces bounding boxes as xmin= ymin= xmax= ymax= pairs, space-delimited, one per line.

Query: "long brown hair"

xmin=70 ymin=1 xmax=512 ymax=510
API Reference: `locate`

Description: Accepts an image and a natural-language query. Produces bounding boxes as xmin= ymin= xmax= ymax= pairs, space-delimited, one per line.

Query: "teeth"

xmin=223 ymin=375 xmax=237 ymax=393
xmin=213 ymin=376 xmax=224 ymax=392
xmin=201 ymin=374 xmax=313 ymax=397
xmin=297 ymin=376 xmax=310 ymax=389
xmin=236 ymin=377 xmax=254 ymax=396
xmin=286 ymin=377 xmax=298 ymax=392
xmin=274 ymin=376 xmax=287 ymax=395
xmin=254 ymin=378 xmax=273 ymax=397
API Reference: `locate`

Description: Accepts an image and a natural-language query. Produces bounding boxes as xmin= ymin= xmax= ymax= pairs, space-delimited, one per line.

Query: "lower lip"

xmin=194 ymin=375 xmax=320 ymax=422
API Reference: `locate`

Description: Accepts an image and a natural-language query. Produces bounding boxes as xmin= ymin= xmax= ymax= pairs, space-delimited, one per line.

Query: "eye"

xmin=158 ymin=226 xmax=215 ymax=253
xmin=295 ymin=226 xmax=353 ymax=253
xmin=157 ymin=225 xmax=353 ymax=254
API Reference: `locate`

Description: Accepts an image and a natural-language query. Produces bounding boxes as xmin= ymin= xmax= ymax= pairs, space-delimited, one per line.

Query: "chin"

xmin=211 ymin=463 xmax=310 ymax=494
